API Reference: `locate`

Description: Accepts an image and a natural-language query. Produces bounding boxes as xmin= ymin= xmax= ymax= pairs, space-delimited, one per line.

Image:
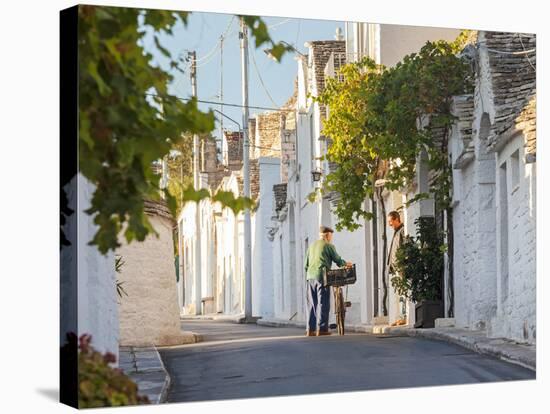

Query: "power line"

xmin=249 ymin=41 xmax=280 ymax=108
xmin=194 ymin=17 xmax=235 ymax=62
xmin=172 ymin=16 xmax=236 ymax=93
xmin=145 ymin=92 xmax=293 ymax=112
xmin=267 ymin=18 xmax=292 ymax=29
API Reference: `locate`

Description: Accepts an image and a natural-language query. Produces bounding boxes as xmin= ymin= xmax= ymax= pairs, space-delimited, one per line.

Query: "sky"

xmin=141 ymin=10 xmax=345 ymax=142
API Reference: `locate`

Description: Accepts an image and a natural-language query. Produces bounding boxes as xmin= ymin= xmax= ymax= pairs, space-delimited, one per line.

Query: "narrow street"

xmin=159 ymin=320 xmax=535 ymax=403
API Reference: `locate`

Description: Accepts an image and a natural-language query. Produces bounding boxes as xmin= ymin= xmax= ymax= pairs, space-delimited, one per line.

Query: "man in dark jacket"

xmin=387 ymin=211 xmax=407 ymax=326
xmin=304 ymin=226 xmax=352 ymax=337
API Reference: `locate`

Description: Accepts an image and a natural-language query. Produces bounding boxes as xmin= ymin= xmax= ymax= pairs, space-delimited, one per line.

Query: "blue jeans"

xmin=306 ymin=279 xmax=330 ymax=332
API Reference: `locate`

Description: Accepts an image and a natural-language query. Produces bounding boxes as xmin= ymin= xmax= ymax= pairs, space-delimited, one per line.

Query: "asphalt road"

xmin=159 ymin=320 xmax=535 ymax=403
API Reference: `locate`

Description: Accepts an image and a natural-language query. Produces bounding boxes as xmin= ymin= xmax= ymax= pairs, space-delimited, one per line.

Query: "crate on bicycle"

xmin=323 ymin=264 xmax=357 ymax=287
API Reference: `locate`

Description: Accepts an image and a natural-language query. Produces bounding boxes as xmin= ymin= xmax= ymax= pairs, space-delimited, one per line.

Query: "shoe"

xmin=306 ymin=331 xmax=316 ymax=337
xmin=317 ymin=331 xmax=332 ymax=336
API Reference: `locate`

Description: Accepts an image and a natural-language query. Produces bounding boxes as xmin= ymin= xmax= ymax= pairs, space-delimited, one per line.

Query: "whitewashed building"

xmin=179 ymin=122 xmax=282 ymax=318
xmin=343 ymin=23 xmax=461 ymax=326
xmin=450 ymin=31 xmax=536 ymax=344
xmin=61 ymin=175 xmax=120 ymax=359
xmin=269 ymin=24 xmax=461 ymax=329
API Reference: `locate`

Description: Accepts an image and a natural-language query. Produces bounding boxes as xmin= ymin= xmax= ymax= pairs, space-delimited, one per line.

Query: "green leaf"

xmin=154 ymin=35 xmax=171 ymax=59
xmin=76 ymin=7 xmax=289 ymax=254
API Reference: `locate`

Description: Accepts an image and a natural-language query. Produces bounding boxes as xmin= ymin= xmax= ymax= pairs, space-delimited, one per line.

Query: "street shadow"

xmin=36 ymin=388 xmax=59 ymax=402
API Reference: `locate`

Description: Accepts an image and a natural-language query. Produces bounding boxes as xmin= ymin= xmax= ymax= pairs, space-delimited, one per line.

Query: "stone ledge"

xmin=119 ymin=345 xmax=173 ymax=404
xmin=181 ymin=313 xmax=260 ymax=324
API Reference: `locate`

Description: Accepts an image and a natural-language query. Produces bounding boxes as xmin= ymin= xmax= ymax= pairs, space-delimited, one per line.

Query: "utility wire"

xmin=193 ymin=18 xmax=235 ymax=69
xmin=267 ymin=18 xmax=292 ymax=29
xmin=145 ymin=92 xmax=292 ymax=112
xmin=173 ymin=17 xmax=235 ymax=95
xmin=249 ymin=41 xmax=280 ymax=108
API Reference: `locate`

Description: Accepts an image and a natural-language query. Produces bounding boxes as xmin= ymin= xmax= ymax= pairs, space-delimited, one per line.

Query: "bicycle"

xmin=324 ymin=264 xmax=356 ymax=336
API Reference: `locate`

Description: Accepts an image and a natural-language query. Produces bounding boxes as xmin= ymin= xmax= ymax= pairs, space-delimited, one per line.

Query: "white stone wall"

xmin=490 ymin=134 xmax=536 ymax=343
xmin=329 ymin=222 xmax=368 ymax=325
xmin=452 ymin=137 xmax=498 ymax=331
xmin=252 ymin=158 xmax=280 ymax=318
xmin=117 ymin=213 xmax=188 ymax=346
xmin=75 ymin=175 xmax=119 ymax=358
xmin=450 ymin=33 xmax=536 ymax=344
xmin=180 ymin=202 xmax=198 ymax=314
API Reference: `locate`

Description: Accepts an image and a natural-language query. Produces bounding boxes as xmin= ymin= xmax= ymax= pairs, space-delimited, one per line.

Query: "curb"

xmin=181 ymin=314 xmax=263 ymax=324
xmin=181 ymin=314 xmax=246 ymax=323
xmin=154 ymin=345 xmax=171 ymax=404
xmin=120 ymin=346 xmax=173 ymax=404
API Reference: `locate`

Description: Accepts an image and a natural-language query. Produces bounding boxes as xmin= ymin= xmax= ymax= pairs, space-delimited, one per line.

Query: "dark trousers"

xmin=306 ymin=279 xmax=330 ymax=332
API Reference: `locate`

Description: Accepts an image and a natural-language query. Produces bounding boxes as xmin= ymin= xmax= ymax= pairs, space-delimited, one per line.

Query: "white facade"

xmin=344 ymin=22 xmax=461 ymax=66
xmin=340 ymin=23 xmax=461 ymax=325
xmin=178 ymin=157 xmax=281 ymax=318
xmin=269 ymin=27 xmax=463 ymax=329
xmin=450 ymin=31 xmax=536 ymax=344
xmin=180 ymin=197 xmax=220 ymax=315
xmin=252 ymin=158 xmax=280 ymax=317
xmin=66 ymin=175 xmax=119 ymax=358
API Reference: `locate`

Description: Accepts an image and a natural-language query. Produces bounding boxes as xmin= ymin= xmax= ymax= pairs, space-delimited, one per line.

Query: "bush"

xmin=391 ymin=216 xmax=444 ymax=303
xmin=65 ymin=333 xmax=150 ymax=408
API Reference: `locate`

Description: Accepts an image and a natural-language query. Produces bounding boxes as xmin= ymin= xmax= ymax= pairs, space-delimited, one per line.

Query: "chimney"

xmin=223 ymin=130 xmax=244 ymax=170
xmin=202 ymin=137 xmax=218 ymax=173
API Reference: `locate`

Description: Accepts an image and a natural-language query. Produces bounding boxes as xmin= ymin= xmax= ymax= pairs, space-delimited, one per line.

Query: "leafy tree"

xmin=314 ymin=37 xmax=473 ymax=232
xmin=72 ymin=5 xmax=291 ymax=254
xmin=391 ymin=217 xmax=445 ymax=302
xmin=164 ymin=132 xmax=201 ymax=216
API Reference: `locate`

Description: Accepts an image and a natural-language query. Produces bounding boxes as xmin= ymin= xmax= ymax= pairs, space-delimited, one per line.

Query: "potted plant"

xmin=391 ymin=216 xmax=444 ymax=328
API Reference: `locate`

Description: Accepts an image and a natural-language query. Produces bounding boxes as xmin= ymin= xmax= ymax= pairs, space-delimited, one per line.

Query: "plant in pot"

xmin=391 ymin=216 xmax=444 ymax=328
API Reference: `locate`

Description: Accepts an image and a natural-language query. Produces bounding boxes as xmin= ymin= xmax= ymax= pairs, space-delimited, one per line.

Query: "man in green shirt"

xmin=304 ymin=226 xmax=352 ymax=336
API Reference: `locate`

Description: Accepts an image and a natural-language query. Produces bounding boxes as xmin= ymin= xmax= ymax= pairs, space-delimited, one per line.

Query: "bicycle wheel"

xmin=334 ymin=286 xmax=345 ymax=335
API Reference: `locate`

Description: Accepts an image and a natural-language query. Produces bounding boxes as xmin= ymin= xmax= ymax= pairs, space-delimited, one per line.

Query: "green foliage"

xmin=450 ymin=29 xmax=477 ymax=53
xmin=212 ymin=190 xmax=255 ymax=215
xmin=78 ymin=5 xmax=214 ymax=254
xmin=165 ymin=132 xmax=199 ymax=216
xmin=77 ymin=6 xmax=288 ymax=254
xmin=391 ymin=217 xmax=444 ymax=302
xmin=315 ymin=37 xmax=473 ymax=231
xmin=76 ymin=333 xmax=150 ymax=408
